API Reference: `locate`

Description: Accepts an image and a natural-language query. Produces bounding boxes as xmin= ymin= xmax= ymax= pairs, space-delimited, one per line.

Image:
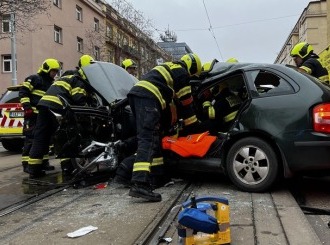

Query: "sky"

xmin=114 ymin=0 xmax=313 ymax=64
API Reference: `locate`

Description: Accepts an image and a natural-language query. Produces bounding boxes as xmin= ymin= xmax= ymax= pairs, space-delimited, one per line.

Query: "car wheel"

xmin=226 ymin=137 xmax=278 ymax=192
xmin=1 ymin=138 xmax=24 ymax=152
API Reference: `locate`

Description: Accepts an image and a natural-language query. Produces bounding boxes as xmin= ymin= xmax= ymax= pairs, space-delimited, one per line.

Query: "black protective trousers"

xmin=128 ymin=94 xmax=163 ymax=184
xmin=21 ymin=113 xmax=37 ymax=165
xmin=28 ymin=107 xmax=59 ymax=168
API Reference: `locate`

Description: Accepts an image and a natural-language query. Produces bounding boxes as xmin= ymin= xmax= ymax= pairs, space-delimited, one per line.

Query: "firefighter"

xmin=122 ymin=58 xmax=138 ymax=77
xmin=290 ymin=42 xmax=329 ymax=84
xmin=127 ymin=53 xmax=202 ymax=202
xmin=202 ymin=81 xmax=242 ymax=135
xmin=27 ymin=54 xmax=95 ymax=178
xmin=19 ymin=58 xmax=61 ymax=173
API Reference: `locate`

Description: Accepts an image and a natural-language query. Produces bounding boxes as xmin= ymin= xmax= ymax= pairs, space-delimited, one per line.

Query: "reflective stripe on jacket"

xmin=129 ymin=62 xmax=197 ymax=127
xmin=19 ymin=73 xmax=54 ymax=112
xmin=38 ymin=74 xmax=87 ymax=111
xmin=300 ymin=56 xmax=329 ymax=84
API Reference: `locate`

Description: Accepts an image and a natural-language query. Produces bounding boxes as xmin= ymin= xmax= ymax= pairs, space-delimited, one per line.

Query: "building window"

xmin=94 ymin=46 xmax=100 ymax=60
xmin=77 ymin=37 xmax=83 ymax=52
xmin=106 ymin=25 xmax=112 ymax=38
xmin=1 ymin=15 xmax=11 ymax=33
xmin=54 ymin=25 xmax=62 ymax=43
xmin=123 ymin=36 xmax=128 ymax=46
xmin=76 ymin=5 xmax=82 ymax=22
xmin=53 ymin=0 xmax=61 ymax=8
xmin=94 ymin=18 xmax=99 ymax=32
xmin=108 ymin=49 xmax=114 ymax=63
xmin=2 ymin=55 xmax=12 ymax=72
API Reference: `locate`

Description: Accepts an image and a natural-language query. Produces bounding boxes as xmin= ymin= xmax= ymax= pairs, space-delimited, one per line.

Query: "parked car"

xmin=0 ymin=85 xmax=24 ymax=152
xmin=166 ymin=61 xmax=330 ymax=192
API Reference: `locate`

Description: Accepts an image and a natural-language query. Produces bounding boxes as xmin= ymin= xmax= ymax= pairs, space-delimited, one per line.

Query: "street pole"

xmin=10 ymin=12 xmax=17 ymax=86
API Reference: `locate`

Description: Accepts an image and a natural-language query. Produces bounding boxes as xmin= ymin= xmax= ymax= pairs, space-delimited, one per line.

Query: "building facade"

xmin=274 ymin=0 xmax=328 ymax=65
xmin=0 ymin=0 xmax=171 ymax=93
xmin=157 ymin=41 xmax=193 ymax=61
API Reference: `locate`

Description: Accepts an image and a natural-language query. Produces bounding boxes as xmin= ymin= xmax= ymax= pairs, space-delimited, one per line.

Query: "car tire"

xmin=226 ymin=137 xmax=278 ymax=192
xmin=1 ymin=138 xmax=24 ymax=152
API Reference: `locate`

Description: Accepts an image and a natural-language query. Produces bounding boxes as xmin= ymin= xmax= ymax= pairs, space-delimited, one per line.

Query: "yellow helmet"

xmin=39 ymin=58 xmax=61 ymax=73
xmin=202 ymin=62 xmax=212 ymax=72
xmin=180 ymin=53 xmax=202 ymax=77
xmin=226 ymin=57 xmax=238 ymax=63
xmin=78 ymin=54 xmax=95 ymax=68
xmin=122 ymin=59 xmax=137 ymax=70
xmin=290 ymin=42 xmax=313 ymax=59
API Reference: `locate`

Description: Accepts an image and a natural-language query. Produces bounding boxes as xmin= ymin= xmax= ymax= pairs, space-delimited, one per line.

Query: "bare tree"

xmin=107 ymin=0 xmax=156 ymax=39
xmin=0 ymin=0 xmax=50 ymax=39
xmin=85 ymin=22 xmax=108 ymax=61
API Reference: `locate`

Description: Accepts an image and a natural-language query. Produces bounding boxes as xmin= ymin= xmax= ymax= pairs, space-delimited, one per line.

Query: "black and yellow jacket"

xmin=300 ymin=54 xmax=329 ymax=84
xmin=128 ymin=62 xmax=198 ymax=129
xmin=19 ymin=72 xmax=54 ymax=113
xmin=38 ymin=72 xmax=88 ymax=112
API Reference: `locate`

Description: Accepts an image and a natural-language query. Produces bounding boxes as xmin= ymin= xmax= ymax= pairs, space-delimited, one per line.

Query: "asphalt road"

xmin=0 ymin=143 xmax=329 ymax=244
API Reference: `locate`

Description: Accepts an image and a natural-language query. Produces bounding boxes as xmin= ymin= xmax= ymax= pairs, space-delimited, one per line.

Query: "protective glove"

xmin=24 ymin=108 xmax=33 ymax=118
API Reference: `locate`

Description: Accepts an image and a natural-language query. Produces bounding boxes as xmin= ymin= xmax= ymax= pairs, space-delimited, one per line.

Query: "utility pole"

xmin=10 ymin=9 xmax=17 ymax=86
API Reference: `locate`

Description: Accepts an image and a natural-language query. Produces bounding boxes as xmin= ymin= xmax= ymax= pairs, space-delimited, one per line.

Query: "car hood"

xmin=82 ymin=62 xmax=138 ymax=104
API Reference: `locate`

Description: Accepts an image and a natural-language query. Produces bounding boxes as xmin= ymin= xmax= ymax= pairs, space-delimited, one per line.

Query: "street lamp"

xmin=10 ymin=9 xmax=17 ymax=86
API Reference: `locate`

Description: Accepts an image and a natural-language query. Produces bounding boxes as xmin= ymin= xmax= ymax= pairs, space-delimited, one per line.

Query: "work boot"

xmin=112 ymin=175 xmax=131 ymax=188
xmin=42 ymin=160 xmax=55 ymax=171
xmin=61 ymin=160 xmax=75 ymax=176
xmin=28 ymin=165 xmax=46 ymax=178
xmin=129 ymin=182 xmax=162 ymax=202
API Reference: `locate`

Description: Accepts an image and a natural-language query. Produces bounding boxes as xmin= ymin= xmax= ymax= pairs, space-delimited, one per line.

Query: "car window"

xmin=213 ymin=74 xmax=247 ymax=100
xmin=198 ymin=73 xmax=247 ymax=106
xmin=250 ymin=70 xmax=294 ymax=97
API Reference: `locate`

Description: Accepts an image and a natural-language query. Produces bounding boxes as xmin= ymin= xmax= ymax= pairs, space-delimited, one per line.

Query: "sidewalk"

xmin=0 ymin=177 xmax=322 ymax=245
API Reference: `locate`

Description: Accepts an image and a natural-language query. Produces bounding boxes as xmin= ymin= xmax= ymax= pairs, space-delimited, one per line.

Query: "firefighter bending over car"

xmin=19 ymin=58 xmax=61 ymax=174
xmin=27 ymin=54 xmax=95 ymax=178
xmin=126 ymin=53 xmax=203 ymax=202
xmin=290 ymin=42 xmax=329 ymax=84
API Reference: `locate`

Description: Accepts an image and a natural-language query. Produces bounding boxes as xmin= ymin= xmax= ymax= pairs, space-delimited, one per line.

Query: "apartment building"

xmin=103 ymin=4 xmax=171 ymax=76
xmin=0 ymin=0 xmax=172 ymax=93
xmin=0 ymin=0 xmax=106 ymax=92
xmin=275 ymin=0 xmax=328 ymax=65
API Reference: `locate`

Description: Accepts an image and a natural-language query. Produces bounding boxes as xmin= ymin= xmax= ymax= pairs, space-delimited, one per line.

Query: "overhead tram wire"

xmin=202 ymin=0 xmax=224 ymax=61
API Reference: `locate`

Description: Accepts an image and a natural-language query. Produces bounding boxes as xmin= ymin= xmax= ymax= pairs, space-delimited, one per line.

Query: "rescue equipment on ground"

xmin=177 ymin=195 xmax=231 ymax=245
xmin=162 ymin=131 xmax=217 ymax=157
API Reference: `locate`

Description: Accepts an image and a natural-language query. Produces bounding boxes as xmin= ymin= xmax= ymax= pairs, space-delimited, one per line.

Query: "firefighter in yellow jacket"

xmin=27 ymin=54 xmax=95 ymax=177
xmin=19 ymin=58 xmax=61 ymax=173
xmin=127 ymin=53 xmax=202 ymax=202
xmin=290 ymin=42 xmax=329 ymax=84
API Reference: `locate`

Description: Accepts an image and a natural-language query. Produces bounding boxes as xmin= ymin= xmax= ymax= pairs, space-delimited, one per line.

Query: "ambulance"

xmin=0 ymin=85 xmax=24 ymax=152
